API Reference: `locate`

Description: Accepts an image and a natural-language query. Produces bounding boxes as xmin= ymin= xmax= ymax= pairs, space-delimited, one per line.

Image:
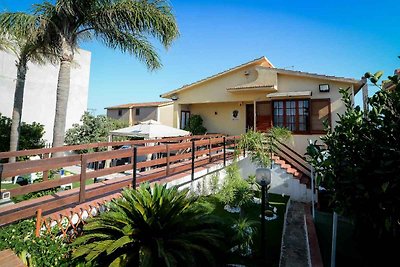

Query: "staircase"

xmin=272 ymin=155 xmax=311 ymax=188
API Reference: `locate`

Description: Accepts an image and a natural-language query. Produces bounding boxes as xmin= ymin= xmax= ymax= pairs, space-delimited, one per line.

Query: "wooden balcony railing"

xmin=0 ymin=135 xmax=240 ymax=226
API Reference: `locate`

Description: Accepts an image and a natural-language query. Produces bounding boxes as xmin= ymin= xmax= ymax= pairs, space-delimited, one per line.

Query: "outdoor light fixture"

xmin=256 ymin=167 xmax=271 ymax=264
xmin=171 ymin=95 xmax=179 ymax=101
xmin=256 ymin=168 xmax=271 ymax=187
xmin=319 ymin=84 xmax=330 ymax=92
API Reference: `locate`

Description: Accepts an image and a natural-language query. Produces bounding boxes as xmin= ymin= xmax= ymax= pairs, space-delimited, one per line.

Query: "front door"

xmin=246 ymin=104 xmax=254 ymax=132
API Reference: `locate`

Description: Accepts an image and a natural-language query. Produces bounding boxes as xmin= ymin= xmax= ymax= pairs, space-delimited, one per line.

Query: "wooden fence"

xmin=0 ymin=135 xmax=240 ymax=226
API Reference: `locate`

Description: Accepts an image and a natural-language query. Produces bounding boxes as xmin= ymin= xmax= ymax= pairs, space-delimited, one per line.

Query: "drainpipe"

xmin=253 ymin=100 xmax=257 ymax=130
xmin=361 ymin=77 xmax=368 ymax=115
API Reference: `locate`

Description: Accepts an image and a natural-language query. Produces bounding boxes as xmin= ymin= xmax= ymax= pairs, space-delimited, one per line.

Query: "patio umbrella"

xmin=109 ymin=120 xmax=190 ymax=139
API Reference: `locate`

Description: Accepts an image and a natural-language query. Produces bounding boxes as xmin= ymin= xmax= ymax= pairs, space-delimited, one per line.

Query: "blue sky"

xmin=1 ymin=0 xmax=399 ymax=114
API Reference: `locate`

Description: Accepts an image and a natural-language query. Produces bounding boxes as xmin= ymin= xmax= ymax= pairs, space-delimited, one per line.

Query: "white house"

xmin=0 ymin=49 xmax=91 ymax=143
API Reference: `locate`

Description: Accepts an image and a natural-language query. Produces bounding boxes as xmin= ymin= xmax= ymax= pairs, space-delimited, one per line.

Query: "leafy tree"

xmin=184 ymin=114 xmax=207 ymax=135
xmin=0 ymin=13 xmax=54 ymax=162
xmin=8 ymin=0 xmax=178 ymax=150
xmin=65 ymin=112 xmax=129 ymax=152
xmin=72 ymin=183 xmax=224 ymax=266
xmin=0 ymin=113 xmax=45 ymax=153
xmin=306 ymin=63 xmax=400 ymax=264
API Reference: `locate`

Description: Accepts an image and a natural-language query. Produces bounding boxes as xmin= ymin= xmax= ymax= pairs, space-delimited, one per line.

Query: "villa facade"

xmin=105 ymin=101 xmax=174 ymax=127
xmin=161 ymin=56 xmax=363 ymax=155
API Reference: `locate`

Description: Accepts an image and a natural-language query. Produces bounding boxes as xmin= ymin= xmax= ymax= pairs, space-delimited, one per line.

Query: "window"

xmin=135 ymin=108 xmax=140 ymax=116
xmin=118 ymin=109 xmax=122 ymax=116
xmin=273 ymin=100 xmax=309 ymax=133
xmin=180 ymin=111 xmax=190 ymax=129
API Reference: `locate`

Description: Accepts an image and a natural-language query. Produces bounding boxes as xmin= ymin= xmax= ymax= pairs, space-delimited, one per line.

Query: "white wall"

xmin=0 ymin=49 xmax=91 ymax=144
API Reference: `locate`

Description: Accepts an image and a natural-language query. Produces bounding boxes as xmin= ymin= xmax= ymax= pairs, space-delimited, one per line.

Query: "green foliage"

xmin=0 ymin=113 xmax=45 ymax=152
xmin=209 ymin=172 xmax=220 ymax=194
xmin=238 ymin=127 xmax=292 ymax=167
xmin=218 ymin=163 xmax=254 ymax=208
xmin=0 ymin=219 xmax=70 ymax=267
xmin=72 ymin=183 xmax=225 ymax=267
xmin=230 ymin=218 xmax=258 ymax=256
xmin=306 ymin=62 xmax=400 ymax=263
xmin=184 ymin=114 xmax=207 ymax=135
xmin=65 ymin=112 xmax=129 ymax=152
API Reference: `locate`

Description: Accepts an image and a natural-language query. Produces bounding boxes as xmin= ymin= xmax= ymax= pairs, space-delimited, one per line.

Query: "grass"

xmin=0 ymin=183 xmax=21 ymax=190
xmin=72 ymin=178 xmax=95 ymax=189
xmin=203 ymin=193 xmax=289 ymax=267
xmin=314 ymin=211 xmax=363 ymax=267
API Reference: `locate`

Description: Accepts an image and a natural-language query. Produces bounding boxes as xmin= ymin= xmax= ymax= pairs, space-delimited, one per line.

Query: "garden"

xmin=0 ymin=164 xmax=289 ymax=267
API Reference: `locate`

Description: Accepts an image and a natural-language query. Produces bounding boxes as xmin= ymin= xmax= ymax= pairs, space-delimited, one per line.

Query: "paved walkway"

xmin=279 ymin=201 xmax=310 ymax=267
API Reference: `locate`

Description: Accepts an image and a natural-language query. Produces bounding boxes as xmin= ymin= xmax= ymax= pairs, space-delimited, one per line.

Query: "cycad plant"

xmin=72 ymin=183 xmax=224 ymax=267
xmin=0 ymin=14 xmax=54 ymax=162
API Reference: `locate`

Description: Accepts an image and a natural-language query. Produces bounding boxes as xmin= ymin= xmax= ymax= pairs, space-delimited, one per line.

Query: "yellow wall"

xmin=176 ymin=65 xmax=276 ymax=104
xmin=158 ymin=104 xmax=174 ymax=127
xmin=276 ymin=74 xmax=352 ymax=129
xmin=190 ymin=102 xmax=249 ymax=135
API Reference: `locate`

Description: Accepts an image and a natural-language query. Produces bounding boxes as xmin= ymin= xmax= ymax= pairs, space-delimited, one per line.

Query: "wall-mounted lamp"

xmin=319 ymin=84 xmax=330 ymax=93
xmin=171 ymin=95 xmax=179 ymax=101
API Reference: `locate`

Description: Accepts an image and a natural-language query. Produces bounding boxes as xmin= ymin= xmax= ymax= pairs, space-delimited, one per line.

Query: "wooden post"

xmin=42 ymin=153 xmax=49 ymax=181
xmin=208 ymin=138 xmax=212 ymax=163
xmin=191 ymin=140 xmax=195 ymax=181
xmin=166 ymin=144 xmax=170 ymax=176
xmin=79 ymin=155 xmax=87 ymax=203
xmin=223 ymin=137 xmax=226 ymax=166
xmin=132 ymin=146 xmax=137 ymax=188
xmin=35 ymin=209 xmax=42 ymax=237
xmin=0 ymin=164 xmax=3 ymax=196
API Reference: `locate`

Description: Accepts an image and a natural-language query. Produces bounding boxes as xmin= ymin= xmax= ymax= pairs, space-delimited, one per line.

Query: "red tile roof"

xmin=105 ymin=101 xmax=173 ymax=110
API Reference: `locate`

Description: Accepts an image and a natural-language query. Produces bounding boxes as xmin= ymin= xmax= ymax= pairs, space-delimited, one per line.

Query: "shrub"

xmin=0 ymin=219 xmax=70 ymax=266
xmin=218 ymin=163 xmax=253 ymax=208
xmin=0 ymin=113 xmax=45 ymax=152
xmin=184 ymin=114 xmax=207 ymax=135
xmin=65 ymin=112 xmax=129 ymax=153
xmin=306 ymin=63 xmax=400 ymax=264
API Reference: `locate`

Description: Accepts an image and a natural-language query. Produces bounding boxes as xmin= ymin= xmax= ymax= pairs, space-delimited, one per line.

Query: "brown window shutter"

xmin=256 ymin=101 xmax=272 ymax=132
xmin=310 ymin=99 xmax=331 ymax=133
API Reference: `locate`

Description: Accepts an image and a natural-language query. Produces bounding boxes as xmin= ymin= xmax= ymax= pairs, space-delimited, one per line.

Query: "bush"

xmin=0 ymin=219 xmax=71 ymax=266
xmin=0 ymin=113 xmax=45 ymax=152
xmin=65 ymin=112 xmax=129 ymax=152
xmin=218 ymin=163 xmax=253 ymax=208
xmin=184 ymin=114 xmax=207 ymax=135
xmin=306 ymin=64 xmax=400 ymax=265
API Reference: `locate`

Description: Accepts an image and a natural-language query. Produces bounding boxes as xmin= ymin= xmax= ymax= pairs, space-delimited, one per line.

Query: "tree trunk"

xmin=52 ymin=42 xmax=74 ymax=156
xmin=9 ymin=59 xmax=28 ymax=163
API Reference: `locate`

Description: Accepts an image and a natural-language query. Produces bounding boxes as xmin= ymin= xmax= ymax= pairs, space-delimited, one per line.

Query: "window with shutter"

xmin=310 ymin=99 xmax=331 ymax=133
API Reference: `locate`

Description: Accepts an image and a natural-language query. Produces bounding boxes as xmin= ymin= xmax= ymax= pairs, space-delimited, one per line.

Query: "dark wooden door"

xmin=246 ymin=104 xmax=254 ymax=131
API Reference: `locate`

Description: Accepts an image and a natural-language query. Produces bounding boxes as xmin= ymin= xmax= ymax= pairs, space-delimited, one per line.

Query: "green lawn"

xmin=0 ymin=183 xmax=21 ymax=190
xmin=203 ymin=193 xmax=289 ymax=267
xmin=72 ymin=178 xmax=95 ymax=189
xmin=314 ymin=211 xmax=363 ymax=267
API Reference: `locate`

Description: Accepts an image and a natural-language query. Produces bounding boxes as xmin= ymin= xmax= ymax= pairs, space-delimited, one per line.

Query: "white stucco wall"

xmin=0 ymin=49 xmax=91 ymax=144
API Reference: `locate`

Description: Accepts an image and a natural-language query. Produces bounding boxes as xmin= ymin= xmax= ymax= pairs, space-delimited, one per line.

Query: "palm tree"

xmin=72 ymin=183 xmax=224 ymax=266
xmin=0 ymin=14 xmax=53 ymax=162
xmin=31 ymin=0 xmax=179 ymax=151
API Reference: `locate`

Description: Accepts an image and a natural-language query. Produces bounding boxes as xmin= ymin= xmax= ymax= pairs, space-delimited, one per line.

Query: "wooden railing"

xmin=0 ymin=135 xmax=239 ymax=225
